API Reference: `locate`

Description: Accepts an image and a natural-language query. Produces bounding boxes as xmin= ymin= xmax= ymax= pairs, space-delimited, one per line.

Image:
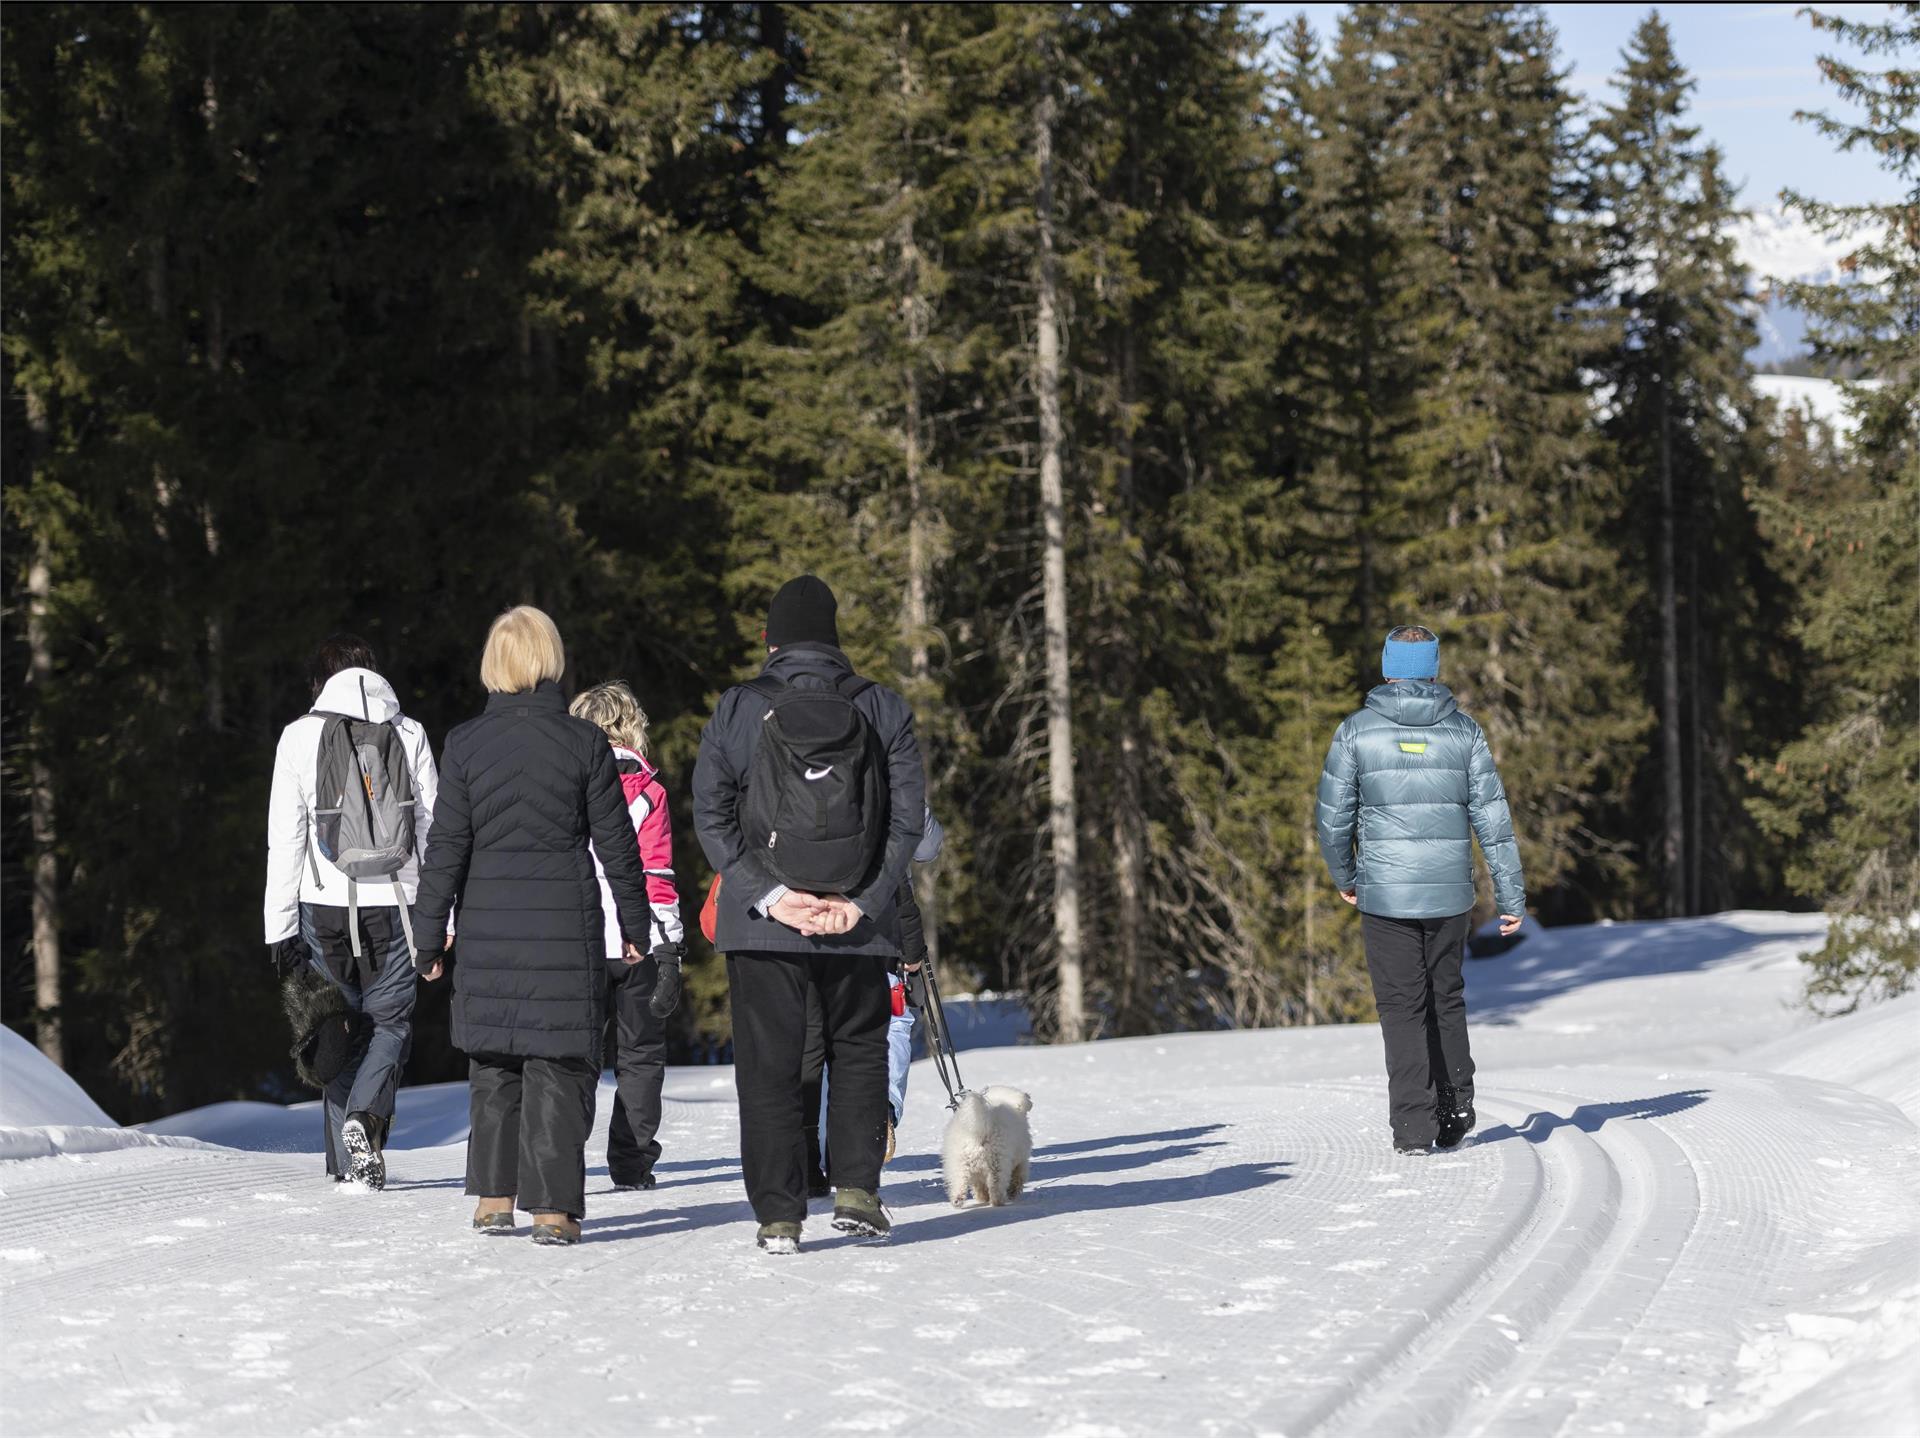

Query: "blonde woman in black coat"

xmin=413 ymin=606 xmax=652 ymax=1245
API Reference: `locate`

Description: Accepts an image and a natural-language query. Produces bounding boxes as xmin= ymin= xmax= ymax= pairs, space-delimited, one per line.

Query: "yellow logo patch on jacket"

xmin=1399 ymin=741 xmax=1427 ymax=754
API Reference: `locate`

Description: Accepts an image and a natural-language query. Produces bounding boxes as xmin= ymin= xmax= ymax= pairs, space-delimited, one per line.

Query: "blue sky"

xmin=1255 ymin=3 xmax=1899 ymax=209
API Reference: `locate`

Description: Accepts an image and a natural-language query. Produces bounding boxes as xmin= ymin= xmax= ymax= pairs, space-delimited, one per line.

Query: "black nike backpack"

xmin=740 ymin=673 xmax=888 ymax=893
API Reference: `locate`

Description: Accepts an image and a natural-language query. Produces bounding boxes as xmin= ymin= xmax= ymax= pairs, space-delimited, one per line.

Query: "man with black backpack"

xmin=264 ymin=634 xmax=439 ymax=1189
xmin=693 ymin=576 xmax=927 ymax=1254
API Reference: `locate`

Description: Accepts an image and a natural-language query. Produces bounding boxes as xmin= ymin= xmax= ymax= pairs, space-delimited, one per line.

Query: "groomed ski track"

xmin=3 ymin=912 xmax=1916 ymax=1437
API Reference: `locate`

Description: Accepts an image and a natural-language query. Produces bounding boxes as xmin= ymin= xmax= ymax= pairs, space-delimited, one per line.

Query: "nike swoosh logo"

xmin=804 ymin=766 xmax=834 ymax=782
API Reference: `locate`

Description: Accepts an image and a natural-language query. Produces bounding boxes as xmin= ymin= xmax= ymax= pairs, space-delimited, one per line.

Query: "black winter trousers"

xmin=1361 ymin=911 xmax=1476 ymax=1147
xmin=799 ymin=982 xmax=828 ymax=1186
xmin=728 ymin=951 xmax=890 ymax=1225
xmin=466 ymin=1052 xmax=598 ymax=1219
xmin=604 ymin=958 xmax=667 ymax=1186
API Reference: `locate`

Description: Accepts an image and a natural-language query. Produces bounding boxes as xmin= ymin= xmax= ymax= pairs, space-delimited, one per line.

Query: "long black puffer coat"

xmin=412 ymin=681 xmax=652 ymax=1059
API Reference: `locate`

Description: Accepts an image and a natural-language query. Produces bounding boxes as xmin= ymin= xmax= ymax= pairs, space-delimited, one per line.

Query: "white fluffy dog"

xmin=941 ymin=1085 xmax=1034 ymax=1208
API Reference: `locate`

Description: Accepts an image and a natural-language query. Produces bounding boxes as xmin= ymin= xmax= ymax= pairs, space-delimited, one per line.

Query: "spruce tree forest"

xmin=4 ymin=3 xmax=1915 ymax=1120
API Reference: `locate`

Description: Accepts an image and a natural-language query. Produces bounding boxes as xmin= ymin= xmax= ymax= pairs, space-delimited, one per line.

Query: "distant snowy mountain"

xmin=1733 ymin=207 xmax=1850 ymax=367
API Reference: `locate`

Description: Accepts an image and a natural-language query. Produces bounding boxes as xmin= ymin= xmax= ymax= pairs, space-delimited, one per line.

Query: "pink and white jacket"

xmin=587 ymin=745 xmax=684 ymax=958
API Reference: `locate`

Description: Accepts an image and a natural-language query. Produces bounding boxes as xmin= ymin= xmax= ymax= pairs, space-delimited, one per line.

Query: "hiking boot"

xmin=757 ymin=1221 xmax=802 ymax=1256
xmin=1435 ymin=1096 xmax=1477 ymax=1151
xmin=806 ymin=1169 xmax=831 ymax=1200
xmin=529 ymin=1212 xmax=580 ymax=1246
xmin=341 ymin=1112 xmax=386 ymax=1190
xmin=831 ymin=1187 xmax=891 ymax=1240
xmin=611 ymin=1173 xmax=656 ymax=1193
xmin=1394 ymin=1139 xmax=1432 ymax=1156
xmin=472 ymin=1197 xmax=515 ymax=1234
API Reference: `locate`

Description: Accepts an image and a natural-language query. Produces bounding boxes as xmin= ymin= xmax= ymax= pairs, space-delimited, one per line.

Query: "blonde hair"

xmin=480 ymin=605 xmax=566 ymax=694
xmin=569 ymin=680 xmax=650 ymax=758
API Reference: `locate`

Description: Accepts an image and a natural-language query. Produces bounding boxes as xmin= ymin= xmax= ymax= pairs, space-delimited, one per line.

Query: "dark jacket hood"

xmin=1364 ymin=679 xmax=1459 ymax=728
xmin=760 ymin=643 xmax=854 ymax=687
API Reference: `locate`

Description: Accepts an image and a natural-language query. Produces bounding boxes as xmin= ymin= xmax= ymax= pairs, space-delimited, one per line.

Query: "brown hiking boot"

xmin=471 ymin=1197 xmax=515 ymax=1234
xmin=530 ymin=1211 xmax=581 ymax=1246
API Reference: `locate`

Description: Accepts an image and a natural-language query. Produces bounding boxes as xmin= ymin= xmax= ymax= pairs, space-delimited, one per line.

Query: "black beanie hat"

xmin=766 ymin=575 xmax=839 ymax=648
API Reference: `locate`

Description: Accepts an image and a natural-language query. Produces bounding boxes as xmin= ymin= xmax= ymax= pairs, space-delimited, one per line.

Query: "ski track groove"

xmin=5 ymin=1058 xmax=1917 ymax=1436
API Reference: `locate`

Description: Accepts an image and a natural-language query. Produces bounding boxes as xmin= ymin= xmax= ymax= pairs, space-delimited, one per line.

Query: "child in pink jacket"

xmin=571 ymin=682 xmax=685 ymax=1191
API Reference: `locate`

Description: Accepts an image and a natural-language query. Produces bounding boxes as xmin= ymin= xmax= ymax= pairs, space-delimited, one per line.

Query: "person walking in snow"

xmin=802 ymin=805 xmax=945 ymax=1189
xmin=1315 ymin=625 xmax=1526 ymax=1154
xmin=693 ymin=575 xmax=927 ymax=1253
xmin=264 ymin=634 xmax=440 ymax=1188
xmin=569 ymin=680 xmax=686 ymax=1192
xmin=411 ymin=607 xmax=654 ymax=1245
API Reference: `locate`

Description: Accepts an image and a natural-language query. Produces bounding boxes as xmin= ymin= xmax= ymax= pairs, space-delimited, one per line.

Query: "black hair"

xmin=310 ymin=633 xmax=377 ymax=697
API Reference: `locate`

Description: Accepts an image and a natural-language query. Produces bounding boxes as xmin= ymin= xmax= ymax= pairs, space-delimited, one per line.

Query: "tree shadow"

xmin=885 ymin=1158 xmax=1292 ymax=1246
xmin=1472 ymin=1089 xmax=1710 ymax=1146
xmin=885 ymin=1123 xmax=1228 ymax=1176
xmin=571 ymin=1128 xmax=1274 ymax=1246
xmin=1467 ymin=914 xmax=1825 ymax=1024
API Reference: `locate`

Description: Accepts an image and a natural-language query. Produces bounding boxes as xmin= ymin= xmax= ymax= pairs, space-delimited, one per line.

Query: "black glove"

xmin=269 ymin=936 xmax=306 ymax=979
xmin=648 ymin=941 xmax=685 ymax=1020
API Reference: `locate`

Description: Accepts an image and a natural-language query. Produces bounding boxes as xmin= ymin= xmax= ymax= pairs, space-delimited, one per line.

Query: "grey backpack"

xmin=310 ymin=699 xmax=418 ymax=961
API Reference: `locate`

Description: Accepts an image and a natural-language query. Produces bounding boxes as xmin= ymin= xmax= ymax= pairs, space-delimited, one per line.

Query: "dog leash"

xmin=915 ymin=956 xmax=967 ymax=1109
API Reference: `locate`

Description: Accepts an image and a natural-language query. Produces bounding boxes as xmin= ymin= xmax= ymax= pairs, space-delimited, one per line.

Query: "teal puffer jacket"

xmin=1316 ymin=681 xmax=1526 ymax=919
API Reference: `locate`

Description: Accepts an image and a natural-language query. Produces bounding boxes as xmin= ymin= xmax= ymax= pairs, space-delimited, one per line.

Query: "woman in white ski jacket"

xmin=263 ymin=635 xmax=439 ymax=1187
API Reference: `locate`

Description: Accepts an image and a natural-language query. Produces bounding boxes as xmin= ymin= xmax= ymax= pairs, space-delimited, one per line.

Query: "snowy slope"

xmin=3 ymin=912 xmax=1917 ymax=1438
xmin=0 ymin=1025 xmax=208 ymax=1161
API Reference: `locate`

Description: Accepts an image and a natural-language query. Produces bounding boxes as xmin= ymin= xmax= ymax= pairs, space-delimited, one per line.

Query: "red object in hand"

xmin=890 ymin=978 xmax=906 ymax=1018
xmin=699 ymin=873 xmax=721 ymax=946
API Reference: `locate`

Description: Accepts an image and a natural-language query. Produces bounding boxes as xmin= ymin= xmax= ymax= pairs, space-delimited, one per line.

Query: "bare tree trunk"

xmin=757 ymin=3 xmax=789 ymax=154
xmin=24 ymin=390 xmax=62 ymax=1066
xmin=897 ymin=19 xmax=939 ymax=970
xmin=1686 ymin=524 xmax=1703 ymax=913
xmin=1034 ymin=77 xmax=1085 ymax=1043
xmin=1656 ymin=375 xmax=1685 ymax=916
xmin=203 ymin=291 xmax=226 ymax=733
xmin=1112 ymin=329 xmax=1146 ymax=1034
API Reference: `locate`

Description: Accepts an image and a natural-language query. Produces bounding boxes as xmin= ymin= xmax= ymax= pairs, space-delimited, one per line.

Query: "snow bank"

xmin=0 ymin=1025 xmax=212 ymax=1160
xmin=0 ymin=1024 xmax=113 ymax=1129
xmin=1741 ymin=988 xmax=1920 ymax=1125
xmin=143 ymin=1080 xmax=475 ymax=1152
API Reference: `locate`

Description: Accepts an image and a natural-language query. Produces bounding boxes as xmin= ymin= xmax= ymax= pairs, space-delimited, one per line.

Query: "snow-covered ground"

xmin=3 ymin=911 xmax=1917 ymax=1437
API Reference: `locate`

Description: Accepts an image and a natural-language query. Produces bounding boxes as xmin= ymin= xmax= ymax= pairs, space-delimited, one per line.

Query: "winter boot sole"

xmin=757 ymin=1223 xmax=802 ymax=1255
xmin=472 ymin=1213 xmax=516 ymax=1234
xmin=530 ymin=1222 xmax=580 ymax=1246
xmin=1393 ymin=1141 xmax=1432 ymax=1156
xmin=830 ymin=1210 xmax=892 ymax=1241
xmin=611 ymin=1175 xmax=656 ymax=1193
xmin=341 ymin=1117 xmax=386 ymax=1190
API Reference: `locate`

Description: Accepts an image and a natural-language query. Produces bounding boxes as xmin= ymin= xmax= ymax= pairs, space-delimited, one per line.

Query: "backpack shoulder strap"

xmin=834 ymin=673 xmax=875 ymax=700
xmin=744 ymin=675 xmax=787 ymax=701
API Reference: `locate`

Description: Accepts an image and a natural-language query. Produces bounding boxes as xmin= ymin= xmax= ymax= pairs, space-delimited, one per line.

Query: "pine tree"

xmin=1284 ymin=5 xmax=1427 ymax=675
xmin=1382 ymin=2 xmax=1646 ymax=914
xmin=1590 ymin=15 xmax=1787 ymax=916
xmin=750 ymin=3 xmax=1009 ymax=974
xmin=1748 ymin=4 xmax=1920 ymax=1009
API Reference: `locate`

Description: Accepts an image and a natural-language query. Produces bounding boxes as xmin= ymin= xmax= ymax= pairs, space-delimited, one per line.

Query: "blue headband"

xmin=1382 ymin=637 xmax=1439 ymax=680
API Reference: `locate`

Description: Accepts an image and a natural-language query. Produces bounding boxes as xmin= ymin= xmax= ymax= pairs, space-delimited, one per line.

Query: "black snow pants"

xmin=466 ymin=1052 xmax=598 ymax=1219
xmin=603 ymin=958 xmax=667 ymax=1187
xmin=1361 ymin=911 xmax=1475 ymax=1147
xmin=728 ymin=951 xmax=890 ymax=1225
xmin=799 ymin=982 xmax=828 ymax=1187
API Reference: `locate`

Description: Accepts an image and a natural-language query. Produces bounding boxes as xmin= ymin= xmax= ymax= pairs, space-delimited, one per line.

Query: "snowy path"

xmin=3 ymin=913 xmax=1918 ymax=1437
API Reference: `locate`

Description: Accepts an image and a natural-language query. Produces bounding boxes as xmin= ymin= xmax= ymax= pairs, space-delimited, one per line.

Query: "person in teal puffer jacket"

xmin=1316 ymin=625 xmax=1526 ymax=1154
